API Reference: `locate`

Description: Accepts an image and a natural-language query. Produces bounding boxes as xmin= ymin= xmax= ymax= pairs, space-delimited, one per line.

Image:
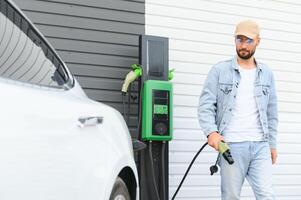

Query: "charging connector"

xmin=121 ymin=64 xmax=142 ymax=94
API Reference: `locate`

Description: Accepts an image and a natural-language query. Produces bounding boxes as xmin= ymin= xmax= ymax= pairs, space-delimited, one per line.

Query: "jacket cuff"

xmin=269 ymin=140 xmax=277 ymax=149
xmin=204 ymin=127 xmax=219 ymax=138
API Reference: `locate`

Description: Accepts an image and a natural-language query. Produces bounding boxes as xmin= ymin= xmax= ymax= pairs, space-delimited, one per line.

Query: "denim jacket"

xmin=198 ymin=56 xmax=278 ymax=148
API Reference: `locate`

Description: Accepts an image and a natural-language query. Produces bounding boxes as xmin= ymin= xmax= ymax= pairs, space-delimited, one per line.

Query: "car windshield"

xmin=0 ymin=0 xmax=72 ymax=89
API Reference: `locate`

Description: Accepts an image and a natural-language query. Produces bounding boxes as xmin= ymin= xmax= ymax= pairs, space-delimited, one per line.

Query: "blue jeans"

xmin=219 ymin=141 xmax=275 ymax=200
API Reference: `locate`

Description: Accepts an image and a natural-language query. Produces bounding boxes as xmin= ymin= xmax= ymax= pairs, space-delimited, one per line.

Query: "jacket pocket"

xmin=262 ymin=85 xmax=270 ymax=96
xmin=219 ymin=83 xmax=233 ymax=94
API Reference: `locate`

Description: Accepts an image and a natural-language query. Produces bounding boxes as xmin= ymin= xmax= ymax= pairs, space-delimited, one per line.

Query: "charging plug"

xmin=210 ymin=165 xmax=218 ymax=176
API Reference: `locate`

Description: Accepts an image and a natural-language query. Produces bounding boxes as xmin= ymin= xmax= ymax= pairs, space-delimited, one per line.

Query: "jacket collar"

xmin=231 ymin=56 xmax=263 ymax=71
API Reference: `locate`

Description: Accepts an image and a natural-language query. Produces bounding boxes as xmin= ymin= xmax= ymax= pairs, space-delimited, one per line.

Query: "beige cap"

xmin=234 ymin=20 xmax=260 ymax=39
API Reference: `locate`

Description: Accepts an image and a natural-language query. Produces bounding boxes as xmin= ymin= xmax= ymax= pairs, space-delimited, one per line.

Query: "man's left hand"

xmin=270 ymin=148 xmax=277 ymax=164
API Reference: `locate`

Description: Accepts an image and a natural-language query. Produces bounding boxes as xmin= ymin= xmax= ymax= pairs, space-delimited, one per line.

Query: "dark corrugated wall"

xmin=16 ymin=0 xmax=144 ymax=137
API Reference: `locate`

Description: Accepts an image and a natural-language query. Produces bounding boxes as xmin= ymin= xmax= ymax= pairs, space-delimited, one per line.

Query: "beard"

xmin=236 ymin=48 xmax=255 ymax=60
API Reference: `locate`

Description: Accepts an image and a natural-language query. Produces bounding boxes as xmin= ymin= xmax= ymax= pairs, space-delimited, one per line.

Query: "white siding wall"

xmin=145 ymin=0 xmax=301 ymax=199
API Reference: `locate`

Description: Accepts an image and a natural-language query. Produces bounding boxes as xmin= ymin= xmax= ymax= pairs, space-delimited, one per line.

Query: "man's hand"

xmin=207 ymin=131 xmax=224 ymax=151
xmin=270 ymin=148 xmax=277 ymax=164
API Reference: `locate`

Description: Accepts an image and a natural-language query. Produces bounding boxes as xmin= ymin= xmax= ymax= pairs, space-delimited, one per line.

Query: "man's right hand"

xmin=207 ymin=131 xmax=224 ymax=151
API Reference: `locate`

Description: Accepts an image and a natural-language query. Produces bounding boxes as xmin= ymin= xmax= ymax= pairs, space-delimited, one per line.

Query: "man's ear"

xmin=256 ymin=37 xmax=261 ymax=46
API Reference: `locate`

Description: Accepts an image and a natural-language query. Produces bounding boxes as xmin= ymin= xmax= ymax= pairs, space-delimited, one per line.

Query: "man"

xmin=198 ymin=20 xmax=278 ymax=199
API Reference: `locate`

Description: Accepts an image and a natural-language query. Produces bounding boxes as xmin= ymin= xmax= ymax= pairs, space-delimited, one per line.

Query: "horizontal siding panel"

xmin=37 ymin=0 xmax=145 ymax=14
xmin=58 ymin=51 xmax=138 ymax=68
xmin=272 ymin=0 xmax=301 ymax=6
xmin=76 ymin=76 xmax=123 ymax=91
xmin=24 ymin=11 xmax=144 ymax=35
xmin=173 ymin=73 xmax=205 ymax=85
xmin=147 ymin=25 xmax=233 ymax=44
xmin=48 ymin=38 xmax=139 ymax=58
xmin=69 ymin=64 xmax=129 ymax=79
xmin=37 ymin=25 xmax=139 ymax=46
xmin=209 ymin=0 xmax=301 ymax=15
xmin=147 ymin=0 xmax=301 ymax=21
xmin=174 ymin=83 xmax=202 ymax=95
xmin=15 ymin=0 xmax=144 ymax=24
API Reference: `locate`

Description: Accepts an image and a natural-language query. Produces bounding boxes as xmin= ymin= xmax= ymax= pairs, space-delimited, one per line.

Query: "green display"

xmin=154 ymin=104 xmax=168 ymax=115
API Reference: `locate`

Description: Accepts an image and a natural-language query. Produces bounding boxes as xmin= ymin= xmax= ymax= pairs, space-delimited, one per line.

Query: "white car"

xmin=0 ymin=0 xmax=139 ymax=199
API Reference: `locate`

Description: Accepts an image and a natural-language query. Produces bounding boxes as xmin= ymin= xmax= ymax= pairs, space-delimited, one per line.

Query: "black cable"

xmin=171 ymin=142 xmax=208 ymax=200
xmin=137 ymin=79 xmax=143 ymax=141
xmin=149 ymin=141 xmax=161 ymax=200
xmin=127 ymin=84 xmax=131 ymax=125
xmin=122 ymin=94 xmax=127 ymax=124
xmin=214 ymin=153 xmax=220 ymax=166
xmin=136 ymin=78 xmax=144 ymax=199
xmin=161 ymin=141 xmax=166 ymax=200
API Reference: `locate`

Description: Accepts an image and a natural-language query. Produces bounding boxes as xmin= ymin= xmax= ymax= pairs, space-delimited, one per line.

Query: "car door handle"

xmin=78 ymin=116 xmax=103 ymax=128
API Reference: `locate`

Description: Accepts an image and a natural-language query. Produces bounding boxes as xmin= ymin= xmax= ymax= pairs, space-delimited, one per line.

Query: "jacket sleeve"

xmin=198 ymin=66 xmax=219 ymax=137
xmin=267 ymin=72 xmax=278 ymax=149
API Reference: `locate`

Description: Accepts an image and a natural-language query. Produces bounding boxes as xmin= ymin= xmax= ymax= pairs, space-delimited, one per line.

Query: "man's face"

xmin=235 ymin=35 xmax=260 ymax=60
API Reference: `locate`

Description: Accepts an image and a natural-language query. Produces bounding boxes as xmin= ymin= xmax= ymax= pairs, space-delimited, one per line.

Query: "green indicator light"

xmin=154 ymin=104 xmax=168 ymax=114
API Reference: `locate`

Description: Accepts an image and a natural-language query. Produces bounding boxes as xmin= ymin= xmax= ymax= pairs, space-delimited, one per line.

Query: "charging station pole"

xmin=138 ymin=35 xmax=171 ymax=200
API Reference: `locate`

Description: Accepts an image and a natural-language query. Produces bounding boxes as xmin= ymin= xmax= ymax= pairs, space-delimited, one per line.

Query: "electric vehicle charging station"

xmin=139 ymin=35 xmax=171 ymax=200
xmin=122 ymin=35 xmax=172 ymax=200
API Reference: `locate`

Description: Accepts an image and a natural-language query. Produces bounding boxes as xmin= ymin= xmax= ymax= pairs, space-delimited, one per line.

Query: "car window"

xmin=0 ymin=0 xmax=71 ymax=89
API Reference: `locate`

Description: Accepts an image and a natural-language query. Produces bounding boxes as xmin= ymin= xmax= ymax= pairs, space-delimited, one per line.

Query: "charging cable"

xmin=171 ymin=140 xmax=234 ymax=199
xmin=171 ymin=142 xmax=208 ymax=200
xmin=149 ymin=141 xmax=161 ymax=200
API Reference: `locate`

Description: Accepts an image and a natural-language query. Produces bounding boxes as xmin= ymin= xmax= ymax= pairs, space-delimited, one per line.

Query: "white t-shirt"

xmin=223 ymin=66 xmax=264 ymax=142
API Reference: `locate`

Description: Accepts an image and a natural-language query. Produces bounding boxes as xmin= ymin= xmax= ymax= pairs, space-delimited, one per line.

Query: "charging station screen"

xmin=154 ymin=104 xmax=168 ymax=115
